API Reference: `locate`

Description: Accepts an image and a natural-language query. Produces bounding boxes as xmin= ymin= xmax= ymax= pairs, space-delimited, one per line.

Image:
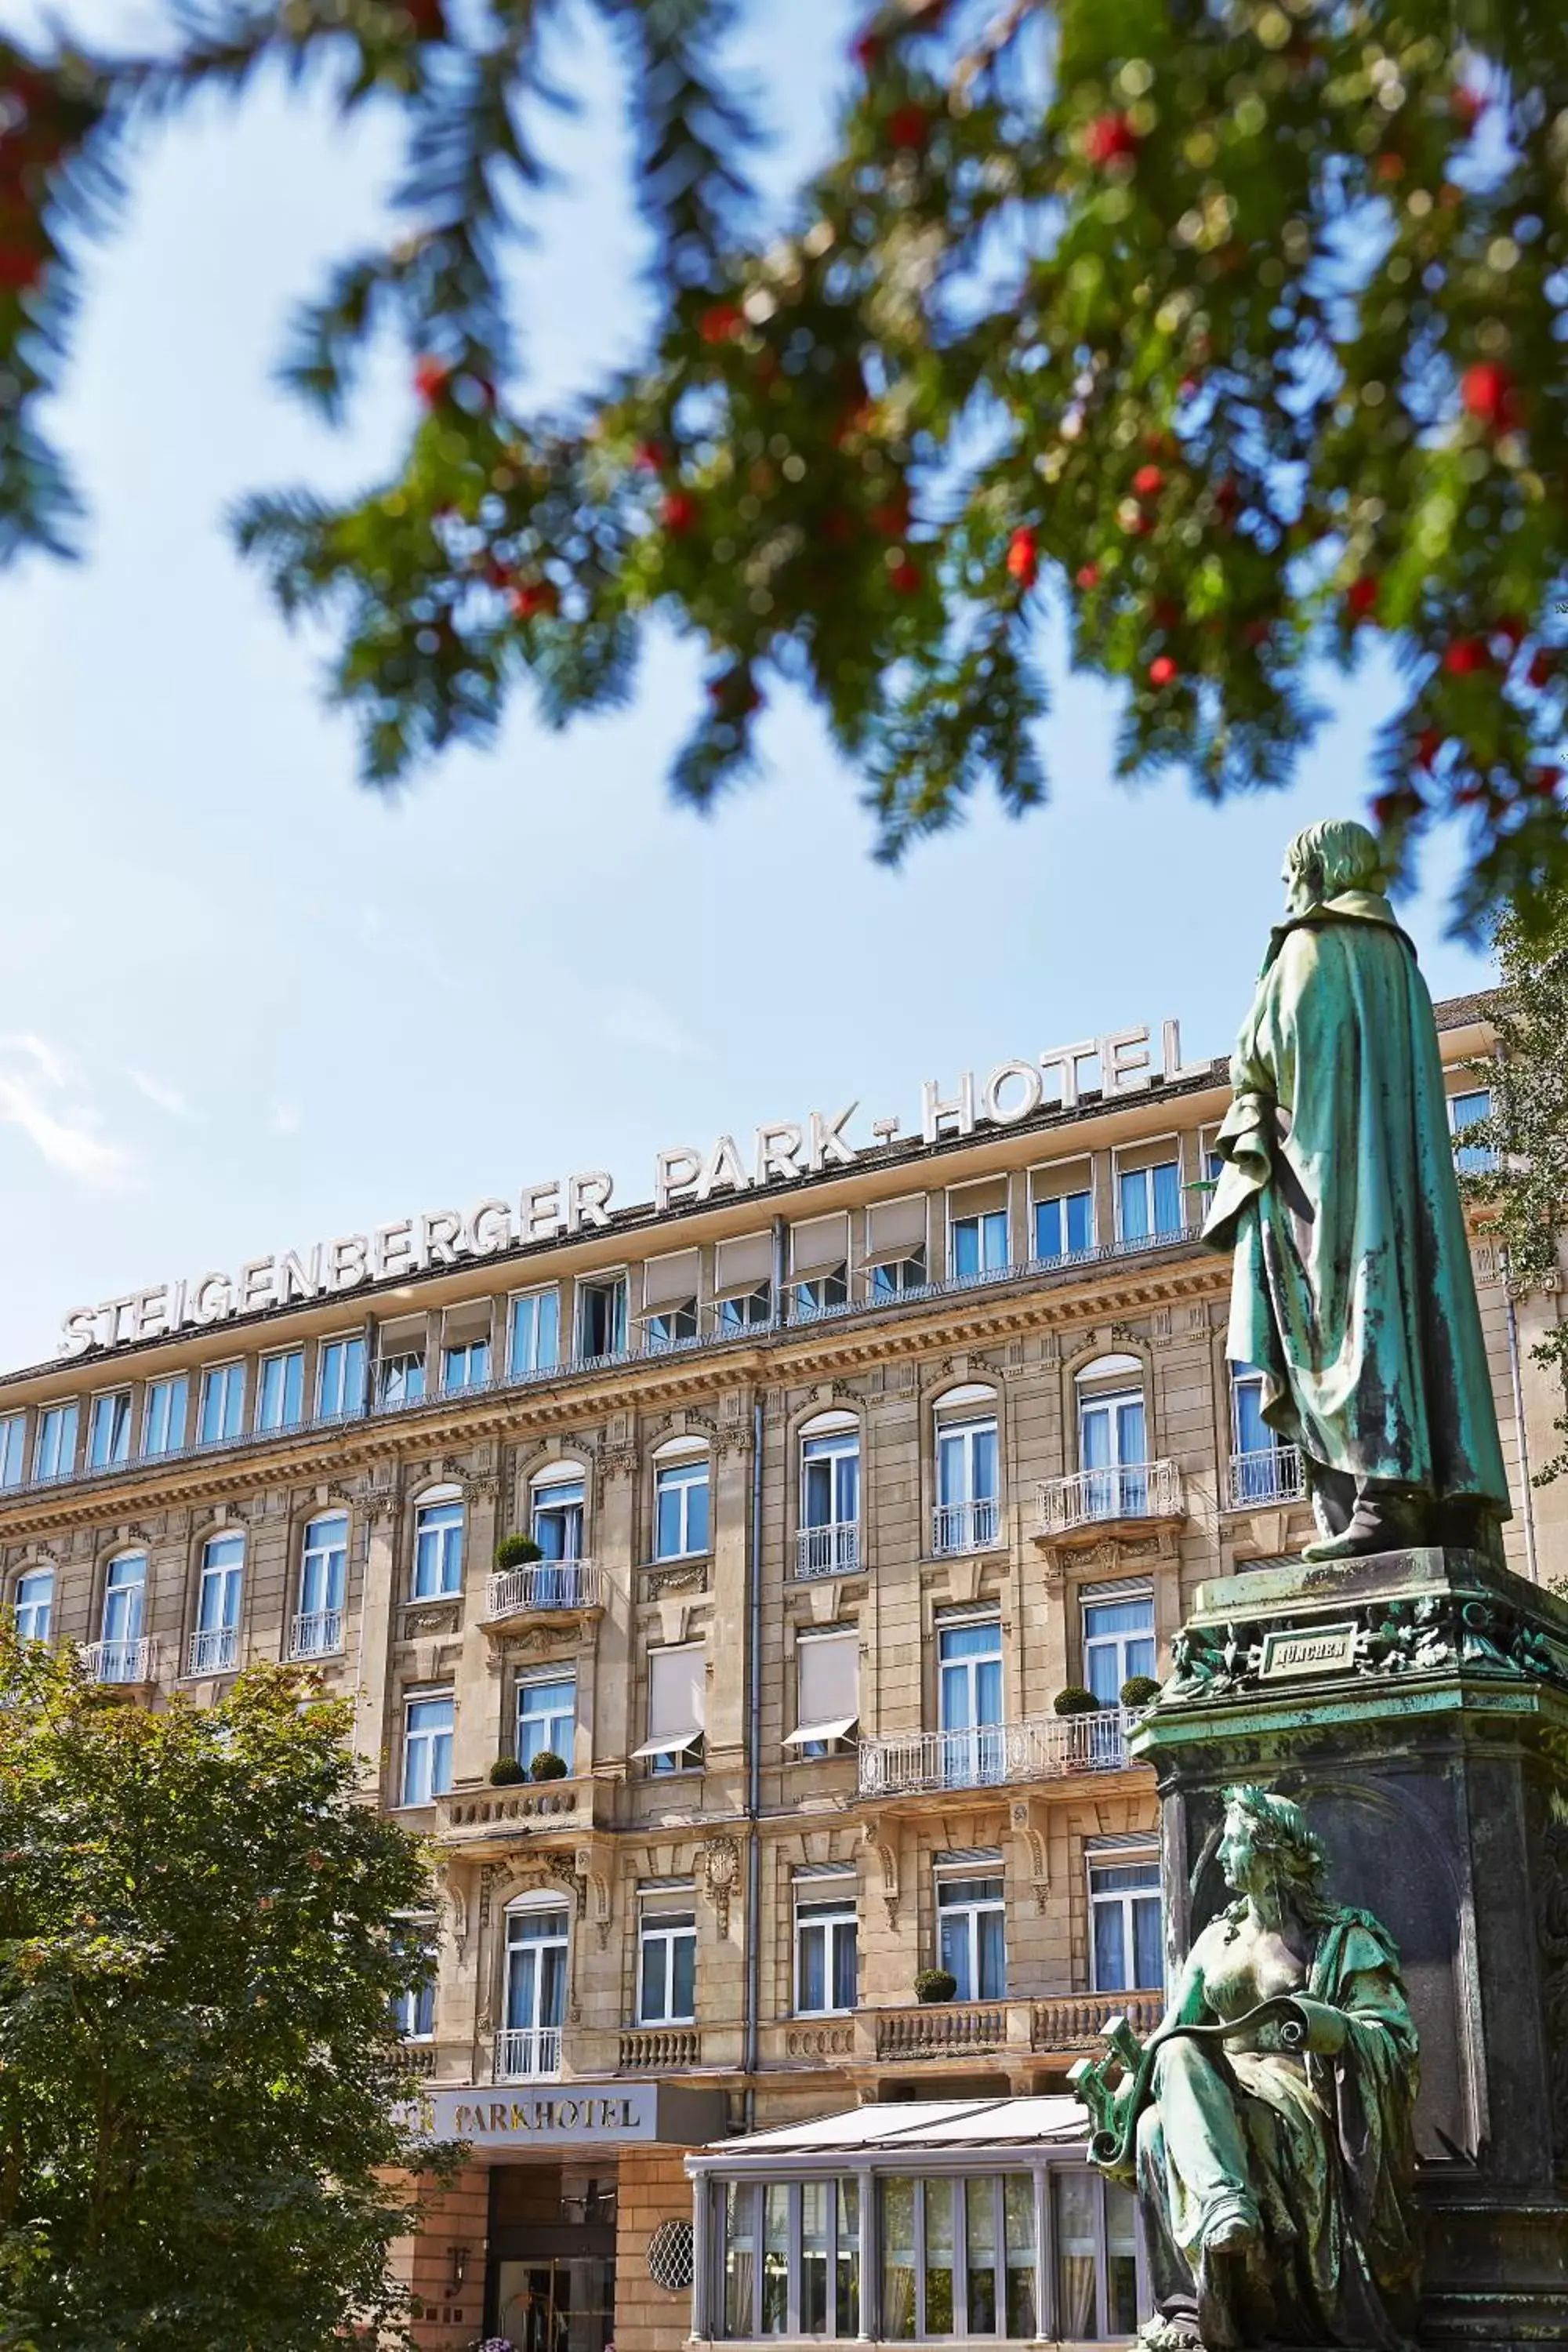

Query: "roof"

xmin=694 ymin=2096 xmax=1088 ymax=2164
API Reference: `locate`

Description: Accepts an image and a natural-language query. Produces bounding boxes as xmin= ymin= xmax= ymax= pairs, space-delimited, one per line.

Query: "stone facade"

xmin=0 ymin=992 xmax=1557 ymax=2347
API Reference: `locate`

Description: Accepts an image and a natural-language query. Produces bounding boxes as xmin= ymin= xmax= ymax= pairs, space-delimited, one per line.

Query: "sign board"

xmin=1258 ymin=1623 xmax=1359 ymax=1680
xmin=412 ymin=2079 xmax=726 ymax=2151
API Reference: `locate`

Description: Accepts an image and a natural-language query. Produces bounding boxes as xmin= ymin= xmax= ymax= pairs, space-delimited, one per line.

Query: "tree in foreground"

xmin=1 ymin=0 xmax=1565 ymax=929
xmin=0 ymin=1639 xmax=442 ymax=2352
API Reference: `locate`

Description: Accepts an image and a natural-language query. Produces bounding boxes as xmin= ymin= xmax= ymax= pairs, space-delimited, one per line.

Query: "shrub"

xmin=1052 ymin=1685 xmax=1101 ymax=1716
xmin=494 ymin=1534 xmax=544 ymax=1573
xmin=914 ymin=1968 xmax=958 ymax=2004
xmin=488 ymin=1757 xmax=526 ymax=1785
xmin=528 ymin=1749 xmax=568 ymax=1781
xmin=1120 ymin=1674 xmax=1161 ymax=1709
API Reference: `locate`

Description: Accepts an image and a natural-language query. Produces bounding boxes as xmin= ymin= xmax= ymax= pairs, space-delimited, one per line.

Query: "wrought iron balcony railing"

xmin=795 ymin=1521 xmax=861 ymax=1577
xmin=485 ymin=1559 xmax=604 ymax=1621
xmin=857 ymin=1705 xmax=1135 ymax=1798
xmin=82 ymin=1636 xmax=158 ymax=1685
xmin=1225 ymin=1444 xmax=1305 ymax=1510
xmin=492 ymin=2026 xmax=563 ymax=2083
xmin=1036 ymin=1459 xmax=1183 ymax=1536
xmin=186 ymin=1625 xmax=238 ymax=1677
xmin=290 ymin=1606 xmax=344 ymax=1659
xmin=929 ymin=1497 xmax=1002 ymax=1556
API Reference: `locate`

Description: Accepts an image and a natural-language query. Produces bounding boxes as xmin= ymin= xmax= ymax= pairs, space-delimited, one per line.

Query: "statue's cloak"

xmin=1202 ymin=890 xmax=1509 ymax=1510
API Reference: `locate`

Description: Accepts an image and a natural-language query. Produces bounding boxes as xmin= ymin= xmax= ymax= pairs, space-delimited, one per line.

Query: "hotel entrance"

xmin=486 ymin=2165 xmax=618 ymax=2352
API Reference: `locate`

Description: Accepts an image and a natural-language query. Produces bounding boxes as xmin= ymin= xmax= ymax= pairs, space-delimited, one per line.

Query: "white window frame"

xmin=638 ymin=1903 xmax=698 ymax=2025
xmin=391 ymin=1912 xmax=438 ymax=2042
xmin=501 ymin=1892 xmax=570 ymax=2078
xmin=190 ymin=1531 xmax=245 ymax=1676
xmin=295 ymin=1512 xmax=349 ymax=1657
xmin=317 ymin=1335 xmax=366 ymax=1421
xmin=935 ymin=1860 xmax=1007 ymax=2002
xmin=531 ymin=1462 xmax=586 ymax=1563
xmin=1450 ymin=1085 xmax=1497 ymax=1174
xmin=793 ymin=1877 xmax=858 ymax=2016
xmin=442 ymin=1336 xmax=492 ymax=1394
xmin=87 ymin=1388 xmax=132 ymax=1471
xmin=142 ymin=1374 xmax=187 ymax=1458
xmin=34 ymin=1400 xmax=78 ymax=1482
xmin=411 ymin=1489 xmax=465 ymax=1599
xmin=100 ymin=1550 xmax=147 ymax=1664
xmin=401 ymin=1690 xmax=455 ymax=1807
xmin=948 ymin=1205 xmax=1010 ymax=1281
xmin=1115 ymin=1153 xmax=1184 ymax=1245
xmin=517 ymin=1671 xmax=577 ymax=1773
xmin=1088 ymin=1847 xmax=1163 ymax=1994
xmin=934 ymin=1393 xmax=1001 ymax=1554
xmin=576 ymin=1271 xmax=629 ymax=1362
xmin=653 ymin=1452 xmax=710 ymax=1561
xmin=0 ymin=1411 xmax=25 ymax=1489
xmin=377 ymin=1347 xmax=426 ymax=1410
xmin=507 ymin=1286 xmax=561 ymax=1380
xmin=1080 ymin=1584 xmax=1155 ymax=1708
xmin=1033 ymin=1185 xmax=1094 ymax=1263
xmin=14 ymin=1564 xmax=53 ymax=1643
xmin=256 ymin=1348 xmax=305 ymax=1434
xmin=937 ymin=1614 xmax=1005 ymax=1784
xmin=198 ymin=1361 xmax=245 ymax=1446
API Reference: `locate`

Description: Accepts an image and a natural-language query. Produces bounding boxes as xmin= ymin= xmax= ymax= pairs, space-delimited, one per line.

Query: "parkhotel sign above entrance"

xmin=60 ymin=1018 xmax=1213 ymax=1356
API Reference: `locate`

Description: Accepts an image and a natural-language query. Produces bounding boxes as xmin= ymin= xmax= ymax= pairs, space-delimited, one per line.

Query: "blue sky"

xmin=0 ymin=0 xmax=1489 ymax=1372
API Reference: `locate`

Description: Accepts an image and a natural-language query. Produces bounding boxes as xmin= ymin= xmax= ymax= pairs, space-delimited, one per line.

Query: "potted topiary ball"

xmin=528 ymin=1749 xmax=569 ymax=1781
xmin=1052 ymin=1685 xmax=1101 ymax=1716
xmin=1120 ymin=1674 xmax=1161 ymax=1711
xmin=495 ymin=1534 xmax=544 ymax=1572
xmin=914 ymin=1967 xmax=958 ymax=2005
xmin=488 ymin=1756 xmax=526 ymax=1786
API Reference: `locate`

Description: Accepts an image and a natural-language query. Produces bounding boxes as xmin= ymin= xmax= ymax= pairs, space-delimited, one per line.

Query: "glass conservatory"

xmin=687 ymin=2099 xmax=1149 ymax=2347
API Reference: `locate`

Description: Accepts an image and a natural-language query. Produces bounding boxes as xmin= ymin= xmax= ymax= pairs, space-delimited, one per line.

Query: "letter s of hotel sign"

xmin=60 ymin=1018 xmax=1211 ymax=1354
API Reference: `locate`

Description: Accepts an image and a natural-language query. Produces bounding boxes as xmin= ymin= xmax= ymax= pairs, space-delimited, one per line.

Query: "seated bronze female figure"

xmin=1073 ymin=1787 xmax=1421 ymax=2350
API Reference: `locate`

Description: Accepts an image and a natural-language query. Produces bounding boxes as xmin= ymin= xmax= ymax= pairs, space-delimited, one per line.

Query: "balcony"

xmin=795 ymin=1522 xmax=861 ymax=1578
xmin=434 ymin=1777 xmax=601 ymax=1854
xmin=485 ymin=1559 xmax=606 ymax=1627
xmin=186 ymin=1625 xmax=237 ymax=1677
xmin=290 ymin=1606 xmax=344 ymax=1660
xmin=1225 ymin=1444 xmax=1304 ymax=1511
xmin=1035 ymin=1460 xmax=1183 ymax=1540
xmin=493 ymin=2026 xmax=562 ymax=2082
xmin=855 ymin=1990 xmax=1164 ymax=2071
xmin=619 ymin=2025 xmax=702 ymax=2071
xmin=857 ymin=1707 xmax=1135 ymax=1800
xmin=930 ymin=1498 xmax=1002 ymax=1557
xmin=81 ymin=1636 xmax=158 ymax=1686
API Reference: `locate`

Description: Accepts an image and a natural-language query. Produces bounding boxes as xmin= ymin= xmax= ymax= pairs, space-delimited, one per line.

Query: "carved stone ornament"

xmin=402 ymin=1602 xmax=462 ymax=1638
xmin=700 ymin=1835 xmax=742 ymax=1938
xmin=858 ymin=1817 xmax=899 ymax=1930
xmin=1160 ymin=1582 xmax=1568 ymax=1705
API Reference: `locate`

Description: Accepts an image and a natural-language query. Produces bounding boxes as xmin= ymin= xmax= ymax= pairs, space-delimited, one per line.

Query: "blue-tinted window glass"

xmin=401 ymin=1694 xmax=454 ymax=1805
xmin=88 ymin=1391 xmax=132 ymax=1469
xmin=1233 ymin=1374 xmax=1271 ymax=1456
xmin=1117 ymin=1169 xmax=1149 ymax=1243
xmin=952 ymin=1211 xmax=1008 ymax=1279
xmin=198 ymin=1364 xmax=245 ymax=1445
xmin=442 ymin=1339 xmax=491 ymax=1393
xmin=318 ymin=1338 xmax=366 ymax=1419
xmin=256 ymin=1351 xmax=304 ymax=1432
xmin=15 ymin=1567 xmax=52 ymax=1642
xmin=34 ymin=1402 xmax=78 ymax=1480
xmin=517 ymin=1675 xmax=575 ymax=1770
xmin=412 ymin=1500 xmax=464 ymax=1597
xmin=377 ymin=1352 xmax=426 ymax=1410
xmin=1083 ymin=1595 xmax=1156 ymax=1704
xmin=1035 ymin=1191 xmax=1092 ymax=1261
xmin=1452 ymin=1088 xmax=1497 ymax=1174
xmin=655 ymin=1460 xmax=710 ymax=1559
xmin=0 ymin=1414 xmax=24 ymax=1489
xmin=143 ymin=1375 xmax=187 ymax=1457
xmin=1152 ymin=1161 xmax=1182 ymax=1235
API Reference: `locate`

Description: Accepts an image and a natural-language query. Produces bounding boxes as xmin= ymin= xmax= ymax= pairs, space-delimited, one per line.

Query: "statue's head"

xmin=1218 ymin=1784 xmax=1328 ymax=1903
xmin=1281 ymin=818 xmax=1386 ymax=915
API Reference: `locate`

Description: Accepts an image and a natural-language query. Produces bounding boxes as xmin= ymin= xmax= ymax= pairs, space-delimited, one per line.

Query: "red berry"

xmin=1453 ymin=779 xmax=1493 ymax=808
xmin=1415 ymin=728 xmax=1445 ymax=769
xmin=869 ymin=491 xmax=912 ymax=537
xmin=662 ymin=491 xmax=699 ymax=534
xmin=1346 ymin=576 xmax=1380 ymax=622
xmin=1084 ymin=111 xmax=1138 ymax=167
xmin=1214 ymin=476 xmax=1240 ymax=517
xmin=406 ymin=0 xmax=446 ymax=38
xmin=1375 ymin=151 xmax=1405 ymax=183
xmin=1526 ymin=650 xmax=1554 ymax=690
xmin=508 ymin=580 xmax=559 ymax=621
xmin=1450 ymin=85 xmax=1484 ymax=132
xmin=634 ymin=441 xmax=665 ymax=473
xmin=889 ymin=557 xmax=920 ymax=594
xmin=1006 ymin=526 xmax=1039 ymax=587
xmin=1075 ymin=563 xmax=1100 ymax=590
xmin=1132 ymin=464 xmax=1165 ymax=498
xmin=851 ymin=29 xmax=880 ymax=69
xmin=1443 ymin=637 xmax=1490 ymax=676
xmin=1149 ymin=655 xmax=1178 ymax=687
xmin=698 ymin=302 xmax=745 ymax=345
xmin=1494 ymin=615 xmax=1527 ymax=654
xmin=413 ymin=356 xmax=451 ymax=406
xmin=1371 ymin=786 xmax=1424 ymax=826
xmin=1461 ymin=361 xmax=1518 ymax=433
xmin=1241 ymin=618 xmax=1271 ymax=648
xmin=887 ymin=103 xmax=931 ymax=152
xmin=1526 ymin=767 xmax=1563 ymax=798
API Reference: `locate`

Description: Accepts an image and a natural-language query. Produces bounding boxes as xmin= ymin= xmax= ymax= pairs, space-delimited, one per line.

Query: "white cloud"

xmin=597 ymin=987 xmax=706 ymax=1060
xmin=0 ymin=1038 xmax=135 ymax=1189
xmin=129 ymin=1069 xmax=194 ymax=1119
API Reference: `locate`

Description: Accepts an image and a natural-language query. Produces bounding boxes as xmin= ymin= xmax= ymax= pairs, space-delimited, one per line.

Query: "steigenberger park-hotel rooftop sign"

xmin=60 ymin=1018 xmax=1212 ymax=1358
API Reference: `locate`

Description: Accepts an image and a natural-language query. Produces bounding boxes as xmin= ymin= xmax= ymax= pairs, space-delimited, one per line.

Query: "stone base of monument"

xmin=1138 ymin=1545 xmax=1568 ymax=2350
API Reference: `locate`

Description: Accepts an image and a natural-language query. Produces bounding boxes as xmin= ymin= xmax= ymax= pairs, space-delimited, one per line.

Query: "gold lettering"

xmin=557 ymin=2100 xmax=580 ymax=2129
xmin=489 ymin=2103 xmax=509 ymax=2131
xmin=510 ymin=2103 xmax=532 ymax=2129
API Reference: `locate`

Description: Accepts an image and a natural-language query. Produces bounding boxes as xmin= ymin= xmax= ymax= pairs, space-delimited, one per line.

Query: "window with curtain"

xmin=317 ymin=1334 xmax=366 ymax=1419
xmin=937 ymin=1620 xmax=1004 ymax=1785
xmin=1033 ymin=1189 xmax=1093 ymax=1262
xmin=638 ymin=1902 xmax=697 ymax=2023
xmin=256 ymin=1349 xmax=304 ymax=1432
xmin=142 ymin=1374 xmax=187 ymax=1457
xmin=0 ymin=1412 xmax=25 ymax=1488
xmin=13 ymin=1566 xmax=52 ymax=1642
xmin=34 ymin=1400 xmax=79 ymax=1480
xmin=786 ymin=1631 xmax=860 ymax=1759
xmin=197 ymin=1363 xmax=245 ymax=1446
xmin=1450 ymin=1086 xmax=1497 ymax=1174
xmin=1090 ymin=1853 xmax=1163 ymax=1992
xmin=637 ymin=1643 xmax=706 ymax=1775
xmin=1079 ymin=1388 xmax=1149 ymax=1518
xmin=794 ymin=1879 xmax=858 ymax=2015
xmin=508 ymin=1286 xmax=561 ymax=1378
xmin=532 ymin=1468 xmax=586 ymax=1561
xmin=412 ymin=1492 xmax=464 ymax=1596
xmin=295 ymin=1512 xmax=348 ymax=1657
xmin=191 ymin=1531 xmax=245 ymax=1675
xmin=1081 ymin=1590 xmax=1155 ymax=1705
xmin=401 ymin=1692 xmax=454 ymax=1806
xmin=936 ymin=1866 xmax=1006 ymax=2000
xmin=654 ymin=1453 xmax=710 ymax=1559
xmin=87 ymin=1389 xmax=132 ymax=1470
xmin=517 ymin=1673 xmax=575 ymax=1772
xmin=1117 ymin=1159 xmax=1182 ymax=1243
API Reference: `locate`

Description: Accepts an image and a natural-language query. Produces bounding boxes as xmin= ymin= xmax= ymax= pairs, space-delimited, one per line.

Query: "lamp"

xmin=447 ymin=2244 xmax=470 ymax=2295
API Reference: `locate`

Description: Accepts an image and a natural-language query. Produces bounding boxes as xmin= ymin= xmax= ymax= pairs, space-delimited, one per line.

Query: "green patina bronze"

xmin=1072 ymin=1788 xmax=1421 ymax=2352
xmin=1202 ymin=818 xmax=1510 ymax=1563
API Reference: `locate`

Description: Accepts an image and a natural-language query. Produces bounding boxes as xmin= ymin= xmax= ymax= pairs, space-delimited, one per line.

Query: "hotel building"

xmin=0 ymin=993 xmax=1557 ymax=2352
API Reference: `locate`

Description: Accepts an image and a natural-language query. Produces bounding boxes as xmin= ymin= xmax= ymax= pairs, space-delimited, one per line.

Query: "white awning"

xmin=634 ymin=1642 xmax=705 ymax=1757
xmin=782 ymin=1717 xmax=858 ymax=1748
xmin=789 ymin=1631 xmax=858 ymax=1745
xmin=695 ymin=2095 xmax=1088 ymax=2159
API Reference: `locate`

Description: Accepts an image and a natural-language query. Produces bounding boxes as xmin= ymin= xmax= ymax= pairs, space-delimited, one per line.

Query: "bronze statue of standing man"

xmin=1203 ymin=819 xmax=1511 ymax=1563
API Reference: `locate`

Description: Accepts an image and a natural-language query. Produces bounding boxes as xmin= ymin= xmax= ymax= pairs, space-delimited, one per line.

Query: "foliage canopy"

xmin=2 ymin=0 xmax=1566 ymax=929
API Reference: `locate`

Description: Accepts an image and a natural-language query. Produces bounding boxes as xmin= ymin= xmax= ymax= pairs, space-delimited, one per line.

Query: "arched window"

xmin=412 ymin=1484 xmax=464 ymax=1599
xmin=499 ymin=1890 xmax=570 ymax=2082
xmin=1075 ymin=1356 xmax=1148 ymax=1519
xmin=13 ymin=1564 xmax=53 ymax=1644
xmin=294 ymin=1512 xmax=349 ymax=1658
xmin=931 ymin=1385 xmax=1000 ymax=1557
xmin=797 ymin=1411 xmax=860 ymax=1576
xmin=652 ymin=1437 xmax=710 ymax=1562
xmin=189 ymin=1530 xmax=245 ymax=1677
xmin=530 ymin=1461 xmax=586 ymax=1563
xmin=98 ymin=1551 xmax=147 ymax=1683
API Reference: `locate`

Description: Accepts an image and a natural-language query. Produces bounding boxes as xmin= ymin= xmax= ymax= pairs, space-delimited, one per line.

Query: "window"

xmin=391 ymin=1918 xmax=437 ymax=2041
xmin=714 ymin=1235 xmax=773 ymax=1335
xmin=501 ymin=1900 xmax=568 ymax=2078
xmin=98 ymin=1552 xmax=147 ymax=1679
xmin=1079 ymin=1387 xmax=1149 ymax=1518
xmin=509 ymin=1287 xmax=561 ymax=1379
xmin=786 ymin=1630 xmax=860 ymax=1759
xmin=800 ymin=1418 xmax=859 ymax=1574
xmin=938 ymin=1619 xmax=1004 ymax=1785
xmin=639 ymin=1900 xmax=697 ymax=2024
xmin=934 ymin=1396 xmax=1000 ymax=1554
xmin=1054 ymin=2170 xmax=1140 ymax=2339
xmin=873 ymin=2172 xmax=1038 ymax=2342
xmin=34 ymin=1401 xmax=78 ymax=1482
xmin=636 ymin=1642 xmax=706 ymax=1774
xmin=789 ymin=1214 xmax=851 ymax=1322
xmin=0 ymin=1412 xmax=24 ymax=1489
xmin=401 ymin=1691 xmax=454 ymax=1806
xmin=1117 ymin=1158 xmax=1182 ymax=1243
xmin=577 ymin=1275 xmax=628 ymax=1362
xmin=1232 ymin=1369 xmax=1274 ymax=1460
xmin=717 ymin=1283 xmax=771 ymax=1334
xmin=198 ymin=1362 xmax=245 ymax=1446
xmin=1090 ymin=1852 xmax=1163 ymax=1994
xmin=142 ymin=1374 xmax=187 ymax=1457
xmin=936 ymin=1864 xmax=1006 ymax=2000
xmin=871 ymin=1251 xmax=927 ymax=1301
xmin=256 ymin=1348 xmax=304 ymax=1432
xmin=648 ymin=1298 xmax=699 ymax=1348
xmin=190 ymin=1531 xmax=245 ymax=1675
xmin=412 ymin=1490 xmax=464 ymax=1599
xmin=1451 ymin=1086 xmax=1497 ymax=1174
xmin=517 ymin=1673 xmax=575 ymax=1773
xmin=14 ymin=1566 xmax=52 ymax=1643
xmin=950 ymin=1208 xmax=1009 ymax=1279
xmin=794 ymin=1876 xmax=857 ymax=2014
xmin=720 ymin=2177 xmax=866 ymax=2339
xmin=655 ymin=1452 xmax=710 ymax=1560
xmin=532 ymin=1465 xmax=586 ymax=1563
xmin=443 ymin=1337 xmax=491 ymax=1392
xmin=1081 ymin=1590 xmax=1155 ymax=1707
xmin=866 ymin=1195 xmax=928 ymax=1303
xmin=87 ymin=1390 xmax=132 ymax=1471
xmin=295 ymin=1512 xmax=348 ymax=1657
xmin=1034 ymin=1189 xmax=1093 ymax=1262
xmin=377 ymin=1349 xmax=426 ymax=1410
xmin=317 ymin=1336 xmax=366 ymax=1420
